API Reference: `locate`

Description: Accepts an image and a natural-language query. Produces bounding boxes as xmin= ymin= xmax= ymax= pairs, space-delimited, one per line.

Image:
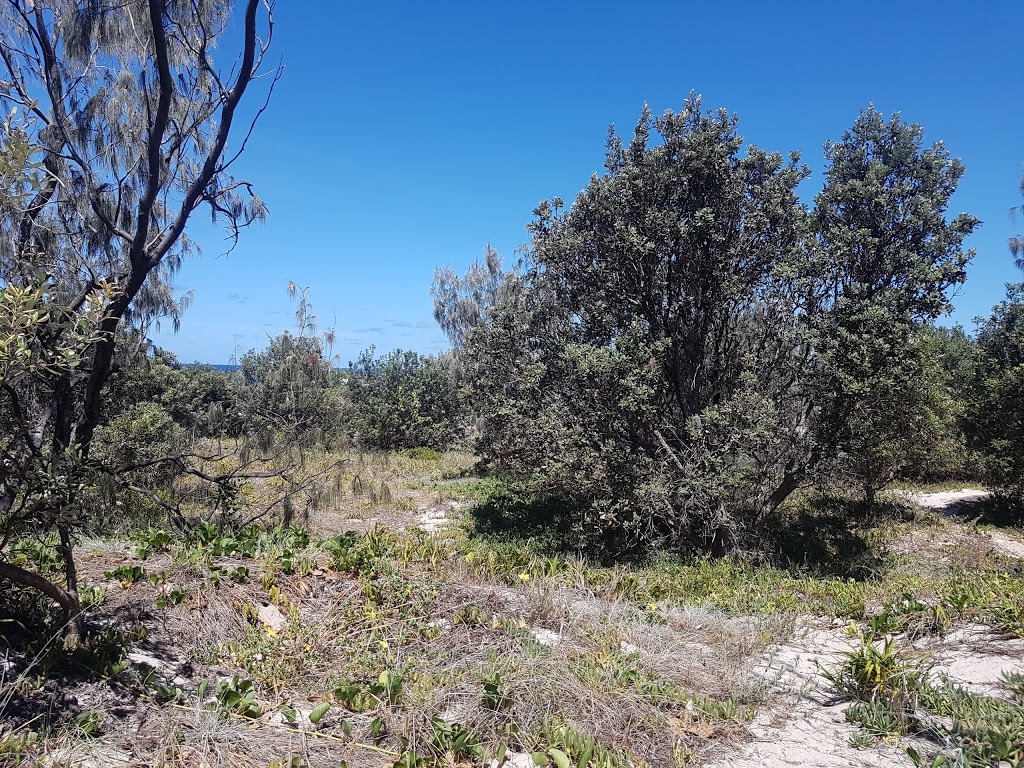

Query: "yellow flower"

xmin=647 ymin=603 xmax=658 ymax=611
xmin=517 ymin=573 xmax=530 ymax=582
xmin=464 ymin=551 xmax=477 ymax=563
xmin=379 ymin=640 xmax=389 ymax=650
xmin=266 ymin=626 xmax=278 ymax=638
xmin=304 ymin=644 xmax=312 ymax=652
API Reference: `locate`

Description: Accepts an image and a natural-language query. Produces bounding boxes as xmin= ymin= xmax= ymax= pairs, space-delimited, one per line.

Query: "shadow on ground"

xmin=470 ymin=484 xmax=904 ymax=579
xmin=760 ymin=495 xmax=899 ymax=580
xmin=949 ymin=496 xmax=1023 ymax=529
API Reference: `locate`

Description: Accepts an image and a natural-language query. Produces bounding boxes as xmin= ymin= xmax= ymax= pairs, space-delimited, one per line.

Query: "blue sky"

xmin=151 ymin=0 xmax=1024 ymax=365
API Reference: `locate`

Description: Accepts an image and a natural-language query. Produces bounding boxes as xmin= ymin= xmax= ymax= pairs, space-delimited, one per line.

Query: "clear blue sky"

xmin=151 ymin=0 xmax=1024 ymax=365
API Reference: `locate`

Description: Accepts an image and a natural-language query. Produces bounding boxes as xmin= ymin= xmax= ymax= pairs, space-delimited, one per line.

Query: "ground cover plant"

xmin=1 ymin=6 xmax=1022 ymax=766
xmin=1 ymin=451 xmax=1022 ymax=767
xmin=826 ymin=627 xmax=1024 ymax=767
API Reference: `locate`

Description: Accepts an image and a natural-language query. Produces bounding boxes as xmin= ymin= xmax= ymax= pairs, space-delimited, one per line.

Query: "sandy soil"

xmin=702 ymin=624 xmax=912 ymax=767
xmin=705 ymin=488 xmax=1024 ymax=768
xmin=897 ymin=487 xmax=1024 ymax=559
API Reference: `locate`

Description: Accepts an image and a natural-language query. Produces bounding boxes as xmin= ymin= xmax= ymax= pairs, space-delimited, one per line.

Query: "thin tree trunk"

xmin=766 ymin=468 xmax=803 ymax=515
xmin=863 ymin=484 xmax=876 ymax=517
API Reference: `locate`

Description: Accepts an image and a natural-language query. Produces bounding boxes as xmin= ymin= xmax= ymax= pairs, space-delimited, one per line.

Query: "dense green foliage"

xmin=104 ymin=352 xmax=244 ymax=439
xmin=347 ymin=347 xmax=463 ymax=451
xmin=464 ymin=99 xmax=814 ymax=553
xmin=442 ymin=100 xmax=982 ymax=553
xmin=809 ymin=109 xmax=979 ymax=506
xmin=968 ymin=284 xmax=1024 ymax=507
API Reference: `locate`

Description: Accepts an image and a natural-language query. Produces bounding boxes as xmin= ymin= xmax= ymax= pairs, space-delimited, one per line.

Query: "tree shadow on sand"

xmin=938 ymin=494 xmax=1023 ymax=529
xmin=760 ymin=494 xmax=903 ymax=580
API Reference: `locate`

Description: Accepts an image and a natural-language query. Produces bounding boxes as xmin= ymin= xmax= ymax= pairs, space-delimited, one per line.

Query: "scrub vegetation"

xmin=1 ymin=3 xmax=1022 ymax=767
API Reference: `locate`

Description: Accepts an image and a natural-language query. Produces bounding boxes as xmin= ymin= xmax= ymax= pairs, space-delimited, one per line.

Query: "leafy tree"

xmin=809 ymin=107 xmax=978 ymax=508
xmin=235 ymin=283 xmax=344 ymax=451
xmin=838 ymin=326 xmax=971 ymax=503
xmin=460 ymin=97 xmax=812 ymax=553
xmin=451 ymin=101 xmax=980 ymax=554
xmin=240 ymin=332 xmax=343 ymax=449
xmin=431 ymin=245 xmax=517 ymax=355
xmin=347 ymin=347 xmax=463 ymax=451
xmin=0 ymin=112 xmax=113 ymax=633
xmin=0 ymin=0 xmax=277 ymax=635
xmin=103 ymin=353 xmax=244 ymax=440
xmin=969 ymin=285 xmax=1024 ymax=507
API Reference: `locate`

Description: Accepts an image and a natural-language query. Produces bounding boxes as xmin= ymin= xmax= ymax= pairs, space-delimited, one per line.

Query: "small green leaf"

xmin=309 ymin=702 xmax=331 ymax=724
xmin=549 ymin=748 xmax=571 ymax=768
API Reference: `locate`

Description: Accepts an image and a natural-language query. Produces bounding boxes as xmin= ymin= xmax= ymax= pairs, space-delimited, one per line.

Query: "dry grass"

xmin=1 ymin=527 xmax=773 ymax=766
xmin=3 ymin=452 xmax=1022 ymax=767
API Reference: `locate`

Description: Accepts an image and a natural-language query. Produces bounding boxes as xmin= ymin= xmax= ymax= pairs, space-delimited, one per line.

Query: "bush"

xmin=240 ymin=332 xmax=345 ymax=448
xmin=347 ymin=347 xmax=463 ymax=451
xmin=968 ymin=283 xmax=1024 ymax=508
xmin=93 ymin=402 xmax=184 ymax=480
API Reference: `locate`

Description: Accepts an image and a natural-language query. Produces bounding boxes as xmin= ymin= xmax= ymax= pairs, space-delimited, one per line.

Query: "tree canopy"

xmin=0 ymin=0 xmax=278 ymax=635
xmin=440 ymin=100 xmax=980 ymax=554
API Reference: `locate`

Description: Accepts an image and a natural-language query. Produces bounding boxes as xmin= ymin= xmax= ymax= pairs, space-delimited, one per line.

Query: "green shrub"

xmin=347 ymin=347 xmax=463 ymax=451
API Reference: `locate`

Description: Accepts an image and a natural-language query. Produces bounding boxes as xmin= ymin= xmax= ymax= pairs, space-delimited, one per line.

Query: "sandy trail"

xmin=898 ymin=487 xmax=1024 ymax=559
xmin=705 ymin=488 xmax=1023 ymax=768
xmin=899 ymin=487 xmax=992 ymax=513
xmin=702 ymin=624 xmax=912 ymax=767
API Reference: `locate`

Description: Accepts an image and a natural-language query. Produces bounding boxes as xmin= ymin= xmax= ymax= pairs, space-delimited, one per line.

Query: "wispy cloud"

xmin=389 ymin=320 xmax=436 ymax=330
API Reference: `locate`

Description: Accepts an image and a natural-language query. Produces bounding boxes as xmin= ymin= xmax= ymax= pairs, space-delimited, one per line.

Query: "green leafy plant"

xmin=822 ymin=630 xmax=925 ymax=700
xmin=428 ymin=718 xmax=485 ymax=762
xmin=1002 ymin=670 xmax=1024 ymax=701
xmin=482 ymin=670 xmax=510 ymax=712
xmin=0 ymin=728 xmax=38 ymax=766
xmin=308 ymin=702 xmax=331 ymax=725
xmin=72 ymin=710 xmax=102 ymax=737
xmin=846 ymin=697 xmax=918 ymax=737
xmin=320 ymin=532 xmax=369 ymax=572
xmin=267 ymin=759 xmax=308 ymax=768
xmin=347 ymin=346 xmax=463 ymax=451
xmin=992 ymin=602 xmax=1024 ymax=638
xmin=155 ymin=584 xmax=187 ymax=609
xmin=213 ymin=676 xmax=263 ymax=719
xmin=130 ymin=528 xmax=175 ymax=559
xmin=78 ymin=583 xmax=107 ymax=609
xmin=868 ymin=595 xmax=952 ymax=638
xmin=332 ymin=671 xmax=402 ymax=713
xmin=11 ymin=536 xmax=64 ymax=574
xmin=103 ymin=565 xmax=146 ymax=589
xmin=453 ymin=602 xmax=488 ymax=627
xmin=533 ymin=721 xmax=632 ymax=768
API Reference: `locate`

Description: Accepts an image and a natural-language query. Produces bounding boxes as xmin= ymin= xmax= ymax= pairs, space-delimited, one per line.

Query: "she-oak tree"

xmin=0 ymin=0 xmax=278 ymax=636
